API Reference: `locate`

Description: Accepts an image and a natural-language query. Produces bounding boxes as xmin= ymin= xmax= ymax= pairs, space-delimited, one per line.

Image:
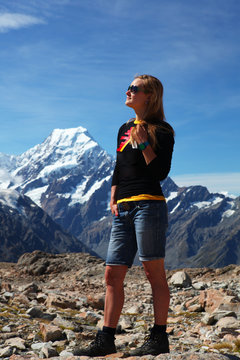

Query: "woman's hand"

xmin=132 ymin=124 xmax=157 ymax=165
xmin=132 ymin=124 xmax=148 ymax=144
xmin=110 ymin=185 xmax=118 ymax=216
xmin=110 ymin=200 xmax=118 ymax=216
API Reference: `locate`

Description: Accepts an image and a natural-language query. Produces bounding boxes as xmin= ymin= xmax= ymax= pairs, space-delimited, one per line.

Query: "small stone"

xmin=59 ymin=350 xmax=74 ymax=357
xmin=216 ymin=316 xmax=240 ymax=329
xmin=45 ymin=293 xmax=77 ymax=310
xmin=36 ymin=292 xmax=48 ymax=303
xmin=192 ymin=281 xmax=207 ymax=290
xmin=78 ymin=311 xmax=102 ymax=324
xmin=19 ymin=282 xmax=39 ymax=294
xmin=169 ymin=271 xmax=192 ymax=288
xmin=26 ymin=306 xmax=56 ymax=320
xmin=0 ymin=346 xmax=13 ymax=357
xmin=2 ymin=325 xmax=12 ymax=332
xmin=3 ymin=291 xmax=14 ymax=299
xmin=39 ymin=345 xmax=59 ymax=358
xmin=31 ymin=342 xmax=48 ymax=351
xmin=64 ymin=329 xmax=76 ymax=341
xmin=125 ymin=304 xmax=143 ymax=314
xmin=40 ymin=323 xmax=65 ymax=342
xmin=87 ymin=294 xmax=105 ymax=310
xmin=5 ymin=337 xmax=26 ymax=350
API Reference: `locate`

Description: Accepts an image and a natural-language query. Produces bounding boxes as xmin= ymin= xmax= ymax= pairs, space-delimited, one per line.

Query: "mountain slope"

xmin=163 ymin=180 xmax=240 ymax=269
xmin=0 ymin=189 xmax=95 ymax=262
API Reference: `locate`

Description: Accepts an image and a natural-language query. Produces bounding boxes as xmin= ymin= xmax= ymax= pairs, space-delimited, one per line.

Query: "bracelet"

xmin=138 ymin=141 xmax=150 ymax=151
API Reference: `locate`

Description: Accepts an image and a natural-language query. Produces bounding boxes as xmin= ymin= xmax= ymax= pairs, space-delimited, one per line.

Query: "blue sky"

xmin=0 ymin=0 xmax=239 ymax=195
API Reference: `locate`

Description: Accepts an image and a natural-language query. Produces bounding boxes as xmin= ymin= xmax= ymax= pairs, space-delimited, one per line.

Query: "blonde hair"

xmin=130 ymin=74 xmax=174 ymax=149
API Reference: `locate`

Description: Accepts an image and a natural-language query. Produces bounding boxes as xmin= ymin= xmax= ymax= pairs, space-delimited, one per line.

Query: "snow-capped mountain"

xmin=8 ymin=127 xmax=114 ymax=207
xmin=162 ymin=179 xmax=240 ymax=268
xmin=0 ymin=126 xmax=239 ymax=268
xmin=0 ymin=127 xmax=115 ymax=261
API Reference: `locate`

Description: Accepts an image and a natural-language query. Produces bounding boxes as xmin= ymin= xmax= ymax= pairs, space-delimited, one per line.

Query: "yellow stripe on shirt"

xmin=117 ymin=194 xmax=165 ymax=203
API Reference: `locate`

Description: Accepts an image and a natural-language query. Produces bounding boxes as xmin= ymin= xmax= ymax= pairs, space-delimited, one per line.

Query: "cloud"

xmin=0 ymin=13 xmax=45 ymax=32
xmin=0 ymin=168 xmax=23 ymax=189
xmin=171 ymin=173 xmax=240 ymax=197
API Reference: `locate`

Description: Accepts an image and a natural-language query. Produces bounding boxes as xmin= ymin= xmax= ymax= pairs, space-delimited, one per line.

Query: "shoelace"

xmin=90 ymin=334 xmax=103 ymax=348
xmin=140 ymin=333 xmax=156 ymax=348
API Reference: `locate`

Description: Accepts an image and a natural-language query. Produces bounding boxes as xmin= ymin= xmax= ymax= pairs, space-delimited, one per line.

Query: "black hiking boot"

xmin=128 ymin=328 xmax=169 ymax=356
xmin=73 ymin=330 xmax=116 ymax=357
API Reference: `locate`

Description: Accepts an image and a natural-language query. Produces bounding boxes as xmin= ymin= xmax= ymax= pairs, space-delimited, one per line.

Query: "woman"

xmin=74 ymin=74 xmax=175 ymax=357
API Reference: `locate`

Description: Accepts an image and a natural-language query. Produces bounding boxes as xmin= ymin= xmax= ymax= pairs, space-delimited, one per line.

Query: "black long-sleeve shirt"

xmin=112 ymin=120 xmax=174 ymax=201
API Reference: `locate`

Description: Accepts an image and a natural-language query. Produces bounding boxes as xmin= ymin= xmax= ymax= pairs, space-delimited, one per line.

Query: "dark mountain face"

xmin=0 ymin=190 xmax=96 ymax=262
xmin=0 ymin=127 xmax=239 ymax=268
xmin=164 ymin=183 xmax=240 ymax=269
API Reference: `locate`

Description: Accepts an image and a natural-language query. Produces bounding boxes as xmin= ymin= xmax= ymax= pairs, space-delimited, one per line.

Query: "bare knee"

xmin=143 ymin=259 xmax=168 ymax=287
xmin=105 ymin=265 xmax=127 ymax=288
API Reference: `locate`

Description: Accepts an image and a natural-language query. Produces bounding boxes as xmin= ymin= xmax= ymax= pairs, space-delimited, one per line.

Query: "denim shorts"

xmin=106 ymin=200 xmax=168 ymax=267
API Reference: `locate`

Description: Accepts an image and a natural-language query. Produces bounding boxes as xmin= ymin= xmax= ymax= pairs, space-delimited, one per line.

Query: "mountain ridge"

xmin=0 ymin=126 xmax=239 ymax=268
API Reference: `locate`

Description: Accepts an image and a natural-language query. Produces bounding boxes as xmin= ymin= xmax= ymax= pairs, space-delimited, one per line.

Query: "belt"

xmin=118 ymin=202 xmax=132 ymax=211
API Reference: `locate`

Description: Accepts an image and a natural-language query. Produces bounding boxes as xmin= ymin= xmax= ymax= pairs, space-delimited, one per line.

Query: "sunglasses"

xmin=127 ymin=85 xmax=142 ymax=94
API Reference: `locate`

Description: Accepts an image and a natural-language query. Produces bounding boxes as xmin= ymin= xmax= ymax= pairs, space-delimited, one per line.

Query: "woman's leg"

xmin=104 ymin=264 xmax=128 ymax=328
xmin=142 ymin=258 xmax=170 ymax=325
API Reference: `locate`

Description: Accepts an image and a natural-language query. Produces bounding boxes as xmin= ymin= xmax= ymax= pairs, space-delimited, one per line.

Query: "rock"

xmin=39 ymin=323 xmax=65 ymax=342
xmin=12 ymin=293 xmax=30 ymax=306
xmin=18 ymin=282 xmax=39 ymax=294
xmin=78 ymin=310 xmax=102 ymax=324
xmin=119 ymin=316 xmax=133 ymax=330
xmin=45 ymin=293 xmax=78 ymax=310
xmin=3 ymin=291 xmax=14 ymax=300
xmin=39 ymin=344 xmax=59 ymax=358
xmin=170 ymin=271 xmax=192 ymax=288
xmin=198 ymin=289 xmax=237 ymax=313
xmin=216 ymin=316 xmax=240 ymax=329
xmin=218 ymin=302 xmax=240 ymax=314
xmin=36 ymin=292 xmax=48 ymax=303
xmin=185 ymin=296 xmax=204 ymax=312
xmin=9 ymin=355 xmax=39 ymax=360
xmin=2 ymin=325 xmax=12 ymax=332
xmin=52 ymin=314 xmax=75 ymax=330
xmin=87 ymin=294 xmax=105 ymax=310
xmin=1 ymin=281 xmax=12 ymax=291
xmin=201 ymin=310 xmax=237 ymax=325
xmin=59 ymin=350 xmax=74 ymax=357
xmin=31 ymin=342 xmax=49 ymax=351
xmin=26 ymin=306 xmax=56 ymax=320
xmin=1 ymin=252 xmax=240 ymax=359
xmin=192 ymin=281 xmax=207 ymax=290
xmin=63 ymin=329 xmax=76 ymax=341
xmin=5 ymin=337 xmax=26 ymax=350
xmin=125 ymin=304 xmax=143 ymax=314
xmin=0 ymin=346 xmax=13 ymax=357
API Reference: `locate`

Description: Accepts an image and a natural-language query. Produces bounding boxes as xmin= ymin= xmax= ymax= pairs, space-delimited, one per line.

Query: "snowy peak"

xmin=7 ymin=126 xmax=111 ymax=187
xmin=0 ymin=127 xmax=115 ymax=209
xmin=16 ymin=126 xmax=99 ymax=172
xmin=49 ymin=127 xmax=95 ymax=149
xmin=37 ymin=126 xmax=98 ymax=159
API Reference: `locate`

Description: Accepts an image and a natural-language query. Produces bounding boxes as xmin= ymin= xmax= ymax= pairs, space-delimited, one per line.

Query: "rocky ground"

xmin=0 ymin=250 xmax=240 ymax=360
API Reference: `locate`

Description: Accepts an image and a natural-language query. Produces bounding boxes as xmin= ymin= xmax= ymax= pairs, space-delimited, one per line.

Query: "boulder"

xmin=170 ymin=271 xmax=192 ymax=288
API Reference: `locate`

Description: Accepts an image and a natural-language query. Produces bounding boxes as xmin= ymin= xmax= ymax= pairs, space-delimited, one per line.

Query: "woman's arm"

xmin=132 ymin=124 xmax=157 ymax=165
xmin=132 ymin=123 xmax=174 ymax=180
